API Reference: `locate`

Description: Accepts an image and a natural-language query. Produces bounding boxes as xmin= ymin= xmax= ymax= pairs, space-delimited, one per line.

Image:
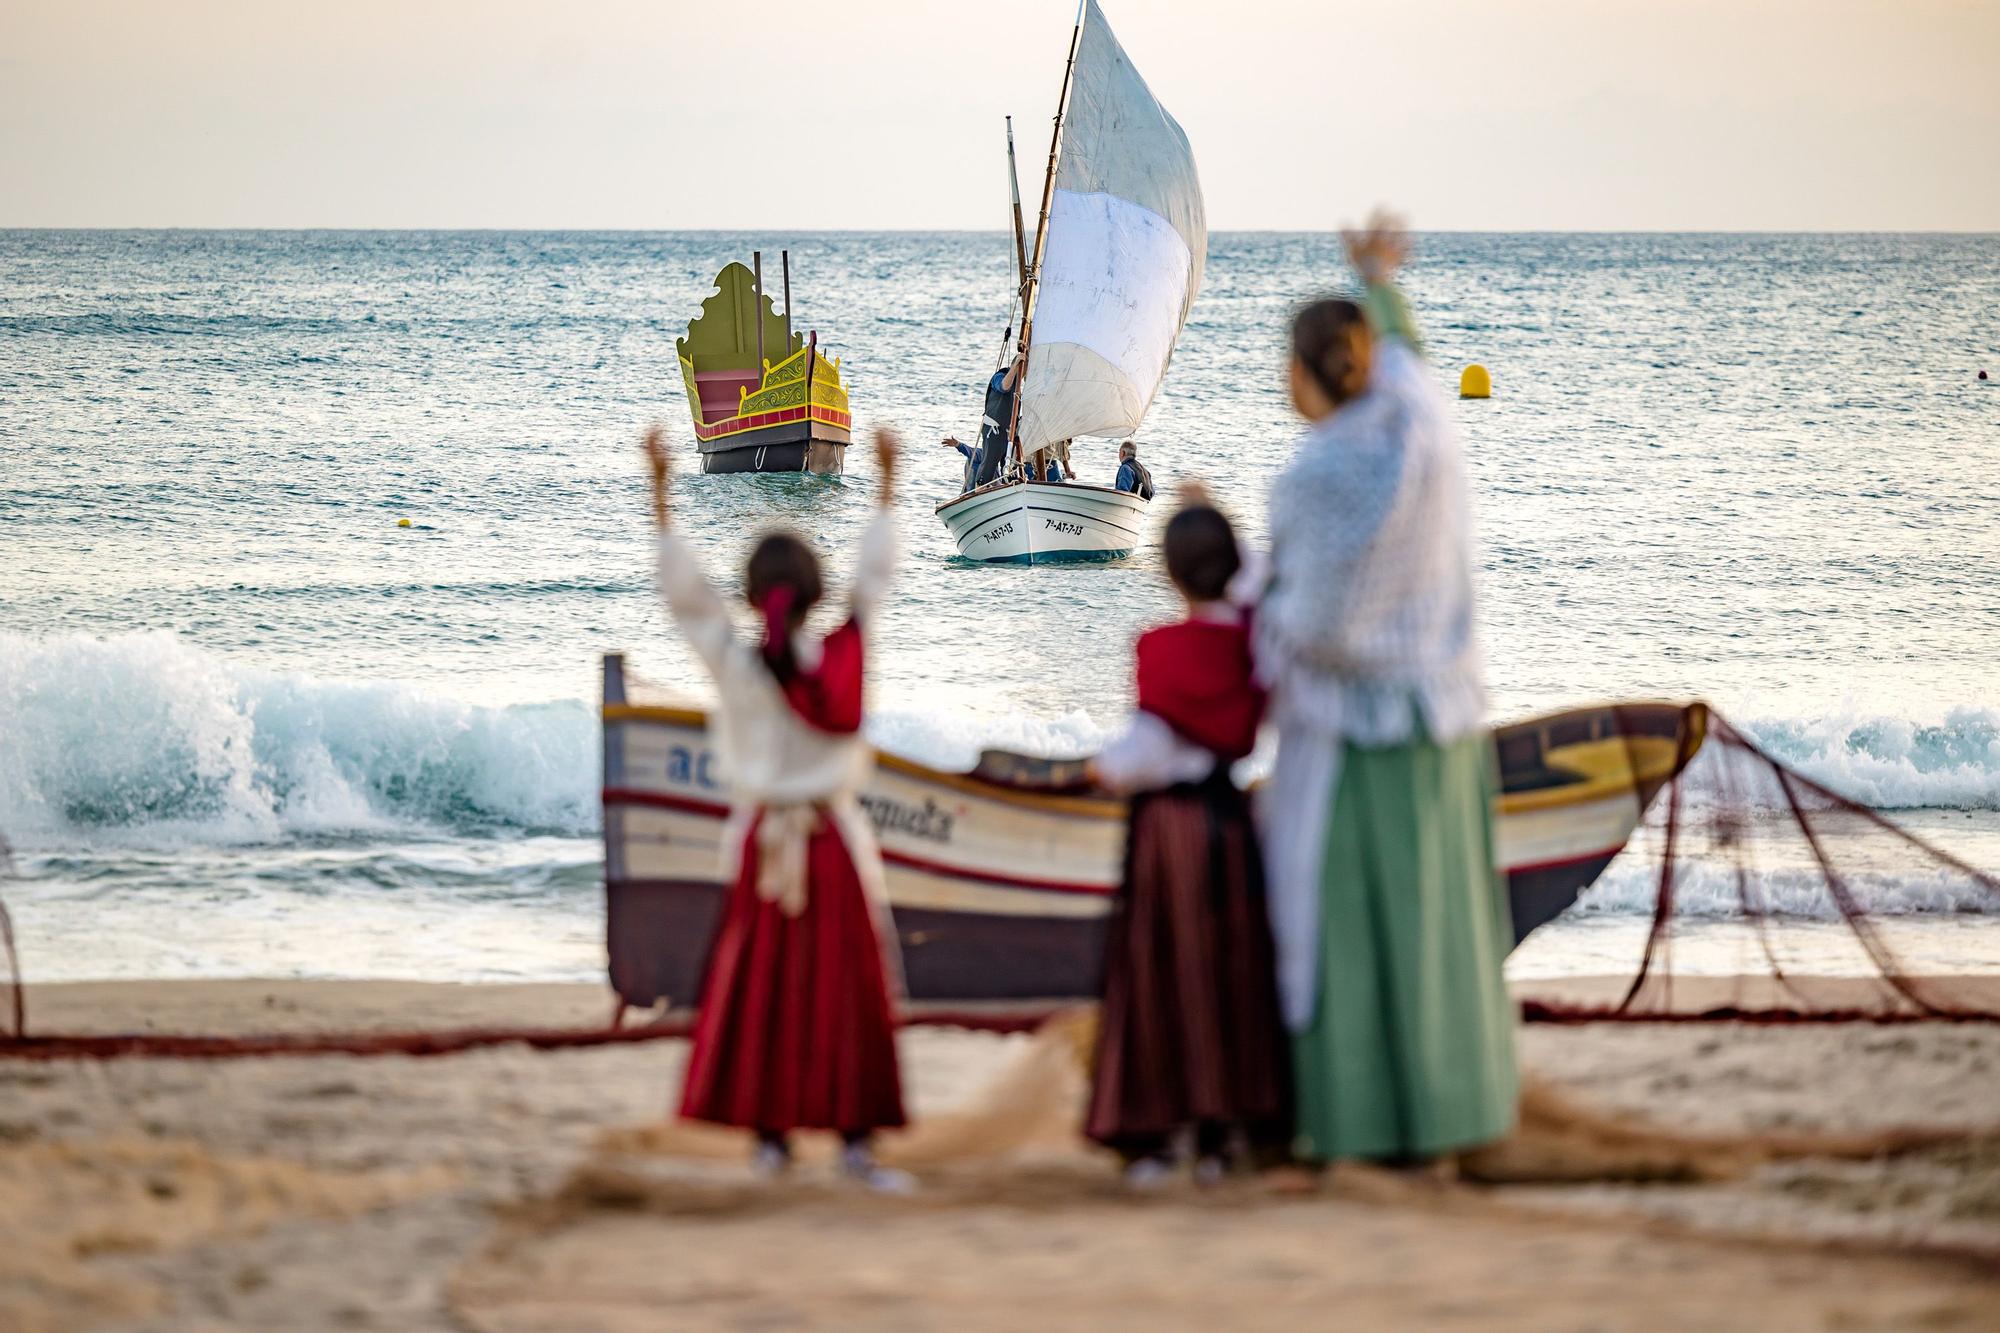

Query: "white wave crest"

xmin=0 ymin=631 xmax=598 ymax=846
xmin=1573 ymin=857 xmax=2000 ymax=919
xmin=1737 ymin=707 xmax=2000 ymax=811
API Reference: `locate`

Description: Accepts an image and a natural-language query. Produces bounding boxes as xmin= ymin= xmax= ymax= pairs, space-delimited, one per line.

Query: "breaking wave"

xmin=3 ymin=631 xmax=1998 ymax=870
xmin=0 ymin=631 xmax=599 ymax=844
xmin=0 ymin=631 xmax=1105 ymax=849
xmin=1733 ymin=708 xmax=2000 ymax=811
xmin=1572 ymin=858 xmax=2000 ymax=919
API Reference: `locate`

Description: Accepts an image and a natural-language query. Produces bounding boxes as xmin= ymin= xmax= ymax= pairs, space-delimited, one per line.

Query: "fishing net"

xmin=1510 ymin=709 xmax=2000 ymax=1023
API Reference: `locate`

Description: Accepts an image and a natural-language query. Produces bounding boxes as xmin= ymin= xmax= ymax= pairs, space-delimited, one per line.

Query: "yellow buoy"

xmin=397 ymin=518 xmax=412 ymax=528
xmin=1459 ymin=364 xmax=1492 ymax=399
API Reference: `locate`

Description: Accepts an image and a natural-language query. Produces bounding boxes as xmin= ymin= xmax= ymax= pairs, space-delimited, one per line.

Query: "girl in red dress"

xmin=641 ymin=426 xmax=911 ymax=1192
xmin=1085 ymin=497 xmax=1291 ymax=1185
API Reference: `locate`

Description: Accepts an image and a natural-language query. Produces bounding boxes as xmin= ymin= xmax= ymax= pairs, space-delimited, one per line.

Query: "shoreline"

xmin=14 ymin=973 xmax=2000 ymax=1038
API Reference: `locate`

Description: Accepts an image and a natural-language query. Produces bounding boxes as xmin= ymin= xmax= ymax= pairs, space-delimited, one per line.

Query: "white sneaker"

xmin=1123 ymin=1156 xmax=1175 ymax=1191
xmin=840 ymin=1143 xmax=917 ymax=1195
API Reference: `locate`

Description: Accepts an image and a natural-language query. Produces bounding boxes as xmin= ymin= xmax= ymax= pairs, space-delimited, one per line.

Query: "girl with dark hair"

xmin=641 ymin=424 xmax=912 ymax=1192
xmin=1256 ymin=215 xmax=1517 ymax=1169
xmin=1084 ymin=491 xmax=1290 ymax=1187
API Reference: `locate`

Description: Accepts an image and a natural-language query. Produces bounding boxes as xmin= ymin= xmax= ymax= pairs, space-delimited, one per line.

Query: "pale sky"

xmin=3 ymin=0 xmax=1997 ymax=230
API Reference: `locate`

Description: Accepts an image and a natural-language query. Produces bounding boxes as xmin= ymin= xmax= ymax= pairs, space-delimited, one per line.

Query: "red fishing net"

xmin=1513 ymin=709 xmax=2000 ymax=1023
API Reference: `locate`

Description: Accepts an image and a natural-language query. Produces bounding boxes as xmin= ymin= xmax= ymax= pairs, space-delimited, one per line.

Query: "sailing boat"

xmin=936 ymin=0 xmax=1204 ymax=562
xmin=677 ymin=249 xmax=852 ymax=475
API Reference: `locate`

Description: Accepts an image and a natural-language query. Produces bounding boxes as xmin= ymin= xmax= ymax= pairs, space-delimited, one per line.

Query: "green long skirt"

xmin=1290 ymin=730 xmax=1519 ymax=1161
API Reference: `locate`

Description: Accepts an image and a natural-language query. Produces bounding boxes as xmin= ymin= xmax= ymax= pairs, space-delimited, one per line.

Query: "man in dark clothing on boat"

xmin=1115 ymin=440 xmax=1155 ymax=499
xmin=945 ymin=352 xmax=1033 ymax=490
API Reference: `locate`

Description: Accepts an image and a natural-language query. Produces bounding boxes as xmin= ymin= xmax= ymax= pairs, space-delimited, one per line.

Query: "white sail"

xmin=1017 ymin=0 xmax=1206 ymax=455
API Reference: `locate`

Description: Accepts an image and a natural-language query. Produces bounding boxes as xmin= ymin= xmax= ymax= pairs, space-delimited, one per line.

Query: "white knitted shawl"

xmin=1255 ymin=341 xmax=1486 ymax=745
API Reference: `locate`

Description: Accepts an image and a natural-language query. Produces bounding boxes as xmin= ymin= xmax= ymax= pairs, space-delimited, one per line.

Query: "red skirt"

xmin=677 ymin=810 xmax=906 ymax=1134
xmin=1086 ymin=773 xmax=1291 ymax=1151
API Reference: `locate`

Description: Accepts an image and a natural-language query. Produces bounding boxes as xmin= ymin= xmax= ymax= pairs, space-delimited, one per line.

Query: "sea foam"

xmin=5 ymin=631 xmax=2000 ymax=858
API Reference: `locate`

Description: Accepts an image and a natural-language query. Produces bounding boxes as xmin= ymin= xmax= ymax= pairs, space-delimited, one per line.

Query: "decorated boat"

xmin=677 ymin=250 xmax=851 ymax=474
xmin=600 ymin=652 xmax=1707 ymax=1011
xmin=937 ymin=0 xmax=1201 ymax=563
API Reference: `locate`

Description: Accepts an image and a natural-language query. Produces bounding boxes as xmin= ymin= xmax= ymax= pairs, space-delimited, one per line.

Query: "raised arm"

xmin=1344 ymin=210 xmax=1425 ymax=358
xmin=641 ymin=426 xmax=733 ymax=676
xmin=851 ymin=427 xmax=902 ymax=626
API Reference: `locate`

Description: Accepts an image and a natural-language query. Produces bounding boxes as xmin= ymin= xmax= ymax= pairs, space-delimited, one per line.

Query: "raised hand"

xmin=1342 ymin=208 xmax=1411 ymax=285
xmin=1176 ymin=476 xmax=1215 ymax=509
xmin=640 ymin=425 xmax=672 ymax=529
xmin=873 ymin=427 xmax=901 ymax=505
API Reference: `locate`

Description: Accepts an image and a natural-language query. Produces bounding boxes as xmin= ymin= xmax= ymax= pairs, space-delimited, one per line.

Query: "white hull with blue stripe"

xmin=935 ymin=477 xmax=1148 ymax=563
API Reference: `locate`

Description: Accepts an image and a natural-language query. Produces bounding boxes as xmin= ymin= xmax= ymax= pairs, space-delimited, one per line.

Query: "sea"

xmin=3 ymin=230 xmax=1998 ymax=987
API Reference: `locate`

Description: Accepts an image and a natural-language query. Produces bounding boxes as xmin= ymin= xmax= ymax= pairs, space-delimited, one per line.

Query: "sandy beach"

xmin=3 ymin=979 xmax=1997 ymax=1332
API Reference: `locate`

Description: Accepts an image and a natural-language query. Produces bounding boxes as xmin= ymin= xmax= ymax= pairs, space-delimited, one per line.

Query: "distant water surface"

xmin=2 ymin=230 xmax=1997 ymax=980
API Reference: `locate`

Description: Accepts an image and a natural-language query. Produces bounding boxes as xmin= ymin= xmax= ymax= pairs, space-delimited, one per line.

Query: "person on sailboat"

xmin=952 ymin=351 xmax=1025 ymax=489
xmin=941 ymin=436 xmax=982 ymax=492
xmin=1085 ymin=492 xmax=1290 ymax=1187
xmin=1115 ymin=441 xmax=1155 ymax=499
xmin=1256 ymin=212 xmax=1517 ymax=1170
xmin=640 ymin=423 xmax=914 ymax=1195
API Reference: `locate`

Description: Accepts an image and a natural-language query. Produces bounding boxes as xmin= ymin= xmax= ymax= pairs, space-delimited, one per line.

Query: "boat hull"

xmin=696 ymin=419 xmax=849 ymax=475
xmin=936 ymin=479 xmax=1147 ymax=563
xmin=600 ymin=656 xmax=1704 ymax=1010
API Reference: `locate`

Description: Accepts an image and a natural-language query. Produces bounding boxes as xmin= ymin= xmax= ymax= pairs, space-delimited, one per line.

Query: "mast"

xmin=781 ymin=249 xmax=793 ymax=349
xmin=751 ymin=250 xmax=766 ymax=371
xmin=1007 ymin=0 xmax=1085 ymax=469
xmin=1006 ymin=116 xmax=1029 ymax=318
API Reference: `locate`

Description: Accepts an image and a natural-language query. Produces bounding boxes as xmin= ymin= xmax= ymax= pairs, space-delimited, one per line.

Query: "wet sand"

xmin=3 ymin=979 xmax=1997 ymax=1331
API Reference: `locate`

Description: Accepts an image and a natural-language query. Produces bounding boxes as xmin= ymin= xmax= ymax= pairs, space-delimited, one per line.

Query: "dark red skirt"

xmin=1086 ymin=773 xmax=1291 ymax=1151
xmin=677 ymin=811 xmax=906 ymax=1134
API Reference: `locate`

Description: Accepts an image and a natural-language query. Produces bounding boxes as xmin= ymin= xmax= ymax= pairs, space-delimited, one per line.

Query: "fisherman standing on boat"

xmin=941 ymin=353 xmax=1023 ymax=490
xmin=975 ymin=352 xmax=1025 ymax=486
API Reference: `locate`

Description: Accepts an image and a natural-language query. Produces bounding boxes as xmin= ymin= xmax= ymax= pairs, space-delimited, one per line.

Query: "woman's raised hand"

xmin=640 ymin=425 xmax=672 ymax=530
xmin=873 ymin=427 xmax=901 ymax=505
xmin=1342 ymin=209 xmax=1410 ymax=285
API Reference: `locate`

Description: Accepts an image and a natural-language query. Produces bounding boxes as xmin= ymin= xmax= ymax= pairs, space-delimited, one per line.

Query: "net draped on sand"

xmin=2 ymin=704 xmax=1997 ymax=1063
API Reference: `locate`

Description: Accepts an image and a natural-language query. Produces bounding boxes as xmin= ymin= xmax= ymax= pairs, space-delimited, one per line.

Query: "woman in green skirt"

xmin=1254 ymin=215 xmax=1518 ymax=1165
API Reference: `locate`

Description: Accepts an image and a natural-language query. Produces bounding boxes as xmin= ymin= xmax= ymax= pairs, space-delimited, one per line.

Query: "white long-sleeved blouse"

xmin=654 ymin=509 xmax=898 ymax=900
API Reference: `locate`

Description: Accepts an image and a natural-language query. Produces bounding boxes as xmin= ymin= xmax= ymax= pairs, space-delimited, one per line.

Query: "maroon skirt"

xmin=678 ymin=810 xmax=906 ymax=1134
xmin=1086 ymin=772 xmax=1291 ymax=1151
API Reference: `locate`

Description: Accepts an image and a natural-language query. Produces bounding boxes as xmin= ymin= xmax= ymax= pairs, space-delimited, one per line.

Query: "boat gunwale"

xmin=935 ymin=475 xmax=1145 ymax=517
xmin=601 ymin=699 xmax=1702 ymax=820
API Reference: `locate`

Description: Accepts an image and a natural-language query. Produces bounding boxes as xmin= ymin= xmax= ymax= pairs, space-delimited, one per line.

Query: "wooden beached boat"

xmin=937 ymin=1 xmax=1202 ymax=562
xmin=600 ymin=653 xmax=1707 ymax=1012
xmin=677 ymin=251 xmax=851 ymax=475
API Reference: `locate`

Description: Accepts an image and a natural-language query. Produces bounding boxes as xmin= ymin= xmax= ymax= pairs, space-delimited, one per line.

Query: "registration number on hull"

xmin=981 ymin=521 xmax=1014 ymax=543
xmin=1043 ymin=518 xmax=1084 ymax=537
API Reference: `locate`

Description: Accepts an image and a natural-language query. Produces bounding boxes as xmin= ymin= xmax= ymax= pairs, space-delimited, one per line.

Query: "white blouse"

xmin=654 ymin=510 xmax=899 ymax=905
xmin=1093 ymin=601 xmax=1250 ymax=796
